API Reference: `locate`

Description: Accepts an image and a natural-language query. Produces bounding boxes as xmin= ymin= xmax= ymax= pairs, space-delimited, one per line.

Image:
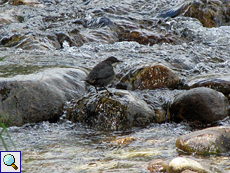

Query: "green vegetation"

xmin=0 ymin=123 xmax=16 ymax=151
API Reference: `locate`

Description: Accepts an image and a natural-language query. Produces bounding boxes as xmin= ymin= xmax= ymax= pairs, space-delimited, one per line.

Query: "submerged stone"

xmin=64 ymin=89 xmax=156 ymax=131
xmin=9 ymin=0 xmax=43 ymax=7
xmin=0 ymin=68 xmax=86 ymax=126
xmin=147 ymin=159 xmax=168 ymax=173
xmin=169 ymin=87 xmax=229 ymax=126
xmin=112 ymin=137 xmax=136 ymax=146
xmin=117 ymin=63 xmax=181 ymax=91
xmin=176 ymin=126 xmax=230 ymax=155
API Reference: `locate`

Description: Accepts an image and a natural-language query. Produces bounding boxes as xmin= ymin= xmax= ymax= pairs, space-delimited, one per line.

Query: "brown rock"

xmin=117 ymin=25 xmax=180 ymax=45
xmin=9 ymin=0 xmax=44 ymax=6
xmin=117 ymin=63 xmax=181 ymax=90
xmin=176 ymin=126 xmax=230 ymax=155
xmin=169 ymin=87 xmax=229 ymax=126
xmin=186 ymin=74 xmax=230 ymax=96
xmin=159 ymin=0 xmax=230 ymax=27
xmin=64 ymin=89 xmax=156 ymax=130
xmin=147 ymin=159 xmax=168 ymax=173
xmin=112 ymin=137 xmax=136 ymax=146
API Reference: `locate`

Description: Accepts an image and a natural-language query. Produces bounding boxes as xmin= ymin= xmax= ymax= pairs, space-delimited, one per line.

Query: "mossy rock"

xmin=117 ymin=63 xmax=181 ymax=90
xmin=176 ymin=126 xmax=230 ymax=155
xmin=65 ymin=89 xmax=156 ymax=131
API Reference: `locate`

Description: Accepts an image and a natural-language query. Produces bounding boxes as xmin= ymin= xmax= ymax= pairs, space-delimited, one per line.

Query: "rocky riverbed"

xmin=1 ymin=0 xmax=230 ymax=172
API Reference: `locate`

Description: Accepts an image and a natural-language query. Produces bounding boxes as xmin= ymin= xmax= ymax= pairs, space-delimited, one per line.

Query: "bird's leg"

xmin=94 ymin=86 xmax=98 ymax=93
xmin=103 ymin=87 xmax=113 ymax=96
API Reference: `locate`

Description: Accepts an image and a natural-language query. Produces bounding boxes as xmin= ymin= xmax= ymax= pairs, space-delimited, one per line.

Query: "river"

xmin=0 ymin=0 xmax=230 ymax=172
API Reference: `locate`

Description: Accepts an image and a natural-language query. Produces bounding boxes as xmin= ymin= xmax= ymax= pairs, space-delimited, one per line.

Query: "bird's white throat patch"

xmin=112 ymin=62 xmax=119 ymax=67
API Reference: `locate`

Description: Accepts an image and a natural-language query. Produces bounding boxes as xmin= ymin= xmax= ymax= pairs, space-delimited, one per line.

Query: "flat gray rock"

xmin=0 ymin=68 xmax=86 ymax=126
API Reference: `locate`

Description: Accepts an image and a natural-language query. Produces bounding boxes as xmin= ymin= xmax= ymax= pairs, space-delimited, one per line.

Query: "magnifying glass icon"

xmin=3 ymin=154 xmax=18 ymax=170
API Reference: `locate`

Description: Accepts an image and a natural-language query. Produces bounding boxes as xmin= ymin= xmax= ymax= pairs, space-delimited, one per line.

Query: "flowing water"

xmin=1 ymin=0 xmax=230 ymax=172
xmin=2 ymin=120 xmax=230 ymax=172
xmin=4 ymin=121 xmax=187 ymax=172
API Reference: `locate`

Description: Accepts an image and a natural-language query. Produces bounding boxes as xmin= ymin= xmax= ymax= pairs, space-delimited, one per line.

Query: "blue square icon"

xmin=0 ymin=151 xmax=21 ymax=173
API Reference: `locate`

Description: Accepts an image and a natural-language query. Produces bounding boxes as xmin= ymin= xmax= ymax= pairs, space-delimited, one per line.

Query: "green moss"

xmin=181 ymin=144 xmax=221 ymax=155
xmin=0 ymin=57 xmax=6 ymax=61
xmin=0 ymin=65 xmax=57 ymax=77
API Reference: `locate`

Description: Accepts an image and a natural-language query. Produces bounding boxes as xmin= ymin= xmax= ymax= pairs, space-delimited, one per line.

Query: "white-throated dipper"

xmin=85 ymin=56 xmax=122 ymax=94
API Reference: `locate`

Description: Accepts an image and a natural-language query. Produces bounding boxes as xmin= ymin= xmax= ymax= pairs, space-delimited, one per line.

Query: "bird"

xmin=85 ymin=56 xmax=122 ymax=94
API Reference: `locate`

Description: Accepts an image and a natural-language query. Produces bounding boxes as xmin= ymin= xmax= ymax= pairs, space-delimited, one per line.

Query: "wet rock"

xmin=0 ymin=34 xmax=25 ymax=48
xmin=55 ymin=33 xmax=77 ymax=48
xmin=117 ymin=63 xmax=181 ymax=91
xmin=64 ymin=89 xmax=156 ymax=131
xmin=170 ymin=87 xmax=229 ymax=126
xmin=186 ymin=74 xmax=230 ymax=97
xmin=147 ymin=159 xmax=168 ymax=173
xmin=181 ymin=170 xmax=198 ymax=173
xmin=112 ymin=137 xmax=136 ymax=146
xmin=0 ymin=68 xmax=86 ymax=126
xmin=0 ymin=0 xmax=8 ymax=5
xmin=116 ymin=23 xmax=181 ymax=45
xmin=0 ymin=33 xmax=59 ymax=50
xmin=167 ymin=157 xmax=208 ymax=173
xmin=176 ymin=126 xmax=230 ymax=155
xmin=72 ymin=17 xmax=118 ymax=46
xmin=181 ymin=0 xmax=230 ymax=27
xmin=9 ymin=0 xmax=44 ymax=7
xmin=160 ymin=0 xmax=230 ymax=27
xmin=0 ymin=9 xmax=18 ymax=26
xmin=73 ymin=16 xmax=182 ymax=46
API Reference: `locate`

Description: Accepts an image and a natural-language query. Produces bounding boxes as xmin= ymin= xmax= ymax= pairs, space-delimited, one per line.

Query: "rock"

xmin=169 ymin=87 xmax=229 ymax=126
xmin=117 ymin=63 xmax=181 ymax=90
xmin=64 ymin=89 xmax=156 ymax=130
xmin=76 ymin=17 xmax=181 ymax=46
xmin=9 ymin=0 xmax=44 ymax=7
xmin=167 ymin=157 xmax=208 ymax=173
xmin=147 ymin=159 xmax=168 ymax=173
xmin=0 ymin=68 xmax=86 ymax=126
xmin=186 ymin=74 xmax=230 ymax=97
xmin=0 ymin=0 xmax=8 ymax=5
xmin=176 ymin=126 xmax=230 ymax=155
xmin=0 ymin=33 xmax=59 ymax=50
xmin=181 ymin=170 xmax=198 ymax=173
xmin=159 ymin=0 xmax=230 ymax=27
xmin=181 ymin=0 xmax=230 ymax=27
xmin=111 ymin=137 xmax=136 ymax=146
xmin=0 ymin=9 xmax=18 ymax=27
xmin=116 ymin=22 xmax=181 ymax=45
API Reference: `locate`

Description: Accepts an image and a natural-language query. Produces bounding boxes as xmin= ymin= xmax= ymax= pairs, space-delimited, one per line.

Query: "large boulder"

xmin=64 ymin=89 xmax=156 ymax=130
xmin=170 ymin=87 xmax=229 ymax=126
xmin=0 ymin=68 xmax=86 ymax=126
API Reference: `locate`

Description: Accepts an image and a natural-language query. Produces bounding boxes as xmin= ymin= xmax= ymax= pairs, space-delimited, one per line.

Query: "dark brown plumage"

xmin=85 ymin=56 xmax=122 ymax=94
